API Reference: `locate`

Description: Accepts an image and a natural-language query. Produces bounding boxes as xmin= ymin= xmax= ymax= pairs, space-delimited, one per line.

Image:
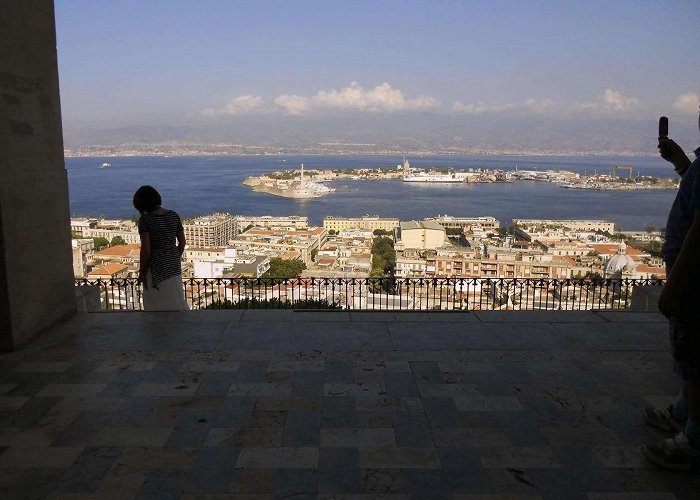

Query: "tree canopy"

xmin=262 ymin=258 xmax=306 ymax=279
xmin=92 ymin=237 xmax=109 ymax=250
xmin=371 ymin=236 xmax=395 ymax=275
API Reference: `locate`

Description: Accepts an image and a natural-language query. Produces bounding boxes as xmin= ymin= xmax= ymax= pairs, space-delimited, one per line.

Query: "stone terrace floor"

xmin=0 ymin=309 xmax=698 ymax=499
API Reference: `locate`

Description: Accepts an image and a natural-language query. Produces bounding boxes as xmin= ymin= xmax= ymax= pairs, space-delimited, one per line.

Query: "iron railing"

xmin=75 ymin=277 xmax=664 ymax=311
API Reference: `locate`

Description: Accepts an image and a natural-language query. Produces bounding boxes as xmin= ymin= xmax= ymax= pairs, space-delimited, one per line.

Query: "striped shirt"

xmin=138 ymin=210 xmax=183 ymax=288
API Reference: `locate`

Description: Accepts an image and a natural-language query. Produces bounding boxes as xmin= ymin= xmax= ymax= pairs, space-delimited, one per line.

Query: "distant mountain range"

xmin=63 ymin=114 xmax=699 ymax=156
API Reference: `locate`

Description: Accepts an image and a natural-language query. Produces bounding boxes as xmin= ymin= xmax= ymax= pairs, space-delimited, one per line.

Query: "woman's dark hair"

xmin=133 ymin=185 xmax=162 ymax=214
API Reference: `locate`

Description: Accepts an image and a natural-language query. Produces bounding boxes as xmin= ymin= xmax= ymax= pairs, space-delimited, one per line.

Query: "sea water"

xmin=66 ymin=154 xmax=678 ymax=230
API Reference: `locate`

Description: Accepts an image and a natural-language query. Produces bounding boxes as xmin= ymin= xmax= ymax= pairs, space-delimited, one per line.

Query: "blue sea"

xmin=66 ymin=154 xmax=678 ymax=230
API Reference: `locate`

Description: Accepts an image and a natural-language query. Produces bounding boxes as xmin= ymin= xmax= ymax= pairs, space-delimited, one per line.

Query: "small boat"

xmin=100 ymin=162 xmax=111 ymax=168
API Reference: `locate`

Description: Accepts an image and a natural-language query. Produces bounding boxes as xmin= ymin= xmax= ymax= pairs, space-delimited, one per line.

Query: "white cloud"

xmin=274 ymin=94 xmax=311 ymax=115
xmin=203 ymin=94 xmax=266 ymax=116
xmin=673 ymin=92 xmax=699 ymax=114
xmin=450 ymin=100 xmax=515 ymax=114
xmin=451 ymin=89 xmax=639 ymax=116
xmin=602 ymin=89 xmax=638 ymax=110
xmin=205 ymin=82 xmax=440 ymax=116
xmin=313 ymin=82 xmax=440 ymax=112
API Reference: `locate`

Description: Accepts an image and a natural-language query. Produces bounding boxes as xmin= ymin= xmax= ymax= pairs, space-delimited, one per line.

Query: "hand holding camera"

xmin=658 ymin=116 xmax=691 ymax=175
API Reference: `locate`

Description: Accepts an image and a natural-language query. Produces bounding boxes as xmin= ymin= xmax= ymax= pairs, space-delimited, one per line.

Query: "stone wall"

xmin=0 ymin=1 xmax=76 ymax=350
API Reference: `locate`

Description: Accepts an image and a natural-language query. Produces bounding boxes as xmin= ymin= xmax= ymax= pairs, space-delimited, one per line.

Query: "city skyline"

xmin=55 ymin=1 xmax=699 ymax=151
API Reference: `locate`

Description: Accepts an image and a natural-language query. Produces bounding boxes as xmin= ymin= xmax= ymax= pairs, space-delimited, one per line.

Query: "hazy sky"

xmin=55 ymin=0 xmax=699 ymax=140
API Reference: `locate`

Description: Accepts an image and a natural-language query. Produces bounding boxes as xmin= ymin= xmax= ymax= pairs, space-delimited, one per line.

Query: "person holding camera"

xmin=643 ymin=108 xmax=700 ymax=471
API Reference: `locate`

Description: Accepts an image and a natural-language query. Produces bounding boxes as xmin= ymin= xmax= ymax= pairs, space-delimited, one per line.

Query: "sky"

xmin=55 ymin=0 xmax=700 ymax=149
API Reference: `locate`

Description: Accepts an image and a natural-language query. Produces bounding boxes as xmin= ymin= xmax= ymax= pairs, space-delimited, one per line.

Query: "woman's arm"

xmin=139 ymin=232 xmax=151 ymax=287
xmin=176 ymin=229 xmax=186 ymax=257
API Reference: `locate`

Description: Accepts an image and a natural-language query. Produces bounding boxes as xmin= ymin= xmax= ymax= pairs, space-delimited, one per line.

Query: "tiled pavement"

xmin=0 ymin=309 xmax=697 ymax=499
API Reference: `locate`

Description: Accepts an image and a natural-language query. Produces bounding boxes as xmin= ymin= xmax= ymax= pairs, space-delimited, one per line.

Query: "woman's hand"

xmin=138 ymin=268 xmax=148 ymax=291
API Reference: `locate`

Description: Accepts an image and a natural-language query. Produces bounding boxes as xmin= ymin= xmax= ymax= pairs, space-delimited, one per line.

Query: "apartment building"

xmin=183 ymin=213 xmax=237 ymax=248
xmin=323 ymin=216 xmax=399 ymax=233
xmin=395 ymin=220 xmax=447 ymax=251
xmin=236 ymin=215 xmax=308 ymax=230
xmin=304 ymin=233 xmax=374 ymax=276
xmin=428 ymin=249 xmax=571 ymax=279
xmin=78 ymin=219 xmax=141 ymax=245
xmin=513 ymin=219 xmax=615 ymax=234
xmin=424 ymin=215 xmax=500 ymax=232
xmin=192 ymin=248 xmax=270 ymax=278
xmin=234 ymin=227 xmax=327 ymax=266
xmin=93 ymin=244 xmax=141 ymax=266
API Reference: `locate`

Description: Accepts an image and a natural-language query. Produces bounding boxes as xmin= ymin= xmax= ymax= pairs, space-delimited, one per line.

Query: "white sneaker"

xmin=644 ymin=405 xmax=684 ymax=433
xmin=642 ymin=433 xmax=700 ymax=471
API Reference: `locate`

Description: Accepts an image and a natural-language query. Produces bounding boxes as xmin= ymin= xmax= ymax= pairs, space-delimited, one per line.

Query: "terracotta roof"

xmin=556 ymin=256 xmax=578 ymax=267
xmin=636 ymin=264 xmax=666 ymax=277
xmin=88 ymin=263 xmax=129 ymax=276
xmin=94 ymin=244 xmax=140 ymax=258
xmin=591 ymin=243 xmax=647 ymax=257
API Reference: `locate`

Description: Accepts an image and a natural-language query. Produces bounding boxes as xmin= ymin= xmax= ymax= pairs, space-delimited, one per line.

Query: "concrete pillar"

xmin=0 ymin=1 xmax=76 ymax=350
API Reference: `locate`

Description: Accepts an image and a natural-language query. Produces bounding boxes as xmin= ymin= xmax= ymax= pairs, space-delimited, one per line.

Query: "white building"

xmin=323 ymin=216 xmax=399 ymax=233
xmin=183 ymin=213 xmax=237 ymax=248
xmin=236 ymin=215 xmax=308 ymax=230
xmin=79 ymin=219 xmax=140 ymax=245
xmin=424 ymin=215 xmax=500 ymax=232
xmin=513 ymin=219 xmax=615 ymax=234
xmin=395 ymin=220 xmax=447 ymax=251
xmin=193 ymin=248 xmax=270 ymax=278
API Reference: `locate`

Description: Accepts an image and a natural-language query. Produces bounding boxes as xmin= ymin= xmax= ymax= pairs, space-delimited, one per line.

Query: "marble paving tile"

xmin=0 ymin=396 xmax=30 ymax=411
xmin=359 ymin=446 xmax=441 ymax=469
xmin=453 ymin=396 xmax=524 ymax=412
xmin=479 ymin=447 xmax=562 ymax=468
xmin=37 ymin=384 xmax=108 ymax=398
xmin=323 ymin=383 xmax=387 ymax=397
xmin=0 ymin=445 xmax=84 ymax=468
xmin=320 ymin=427 xmax=396 ymax=447
xmin=0 ymin=310 xmax=694 ymax=498
xmin=90 ymin=426 xmax=172 ymax=447
xmin=11 ymin=361 xmax=75 ymax=372
xmin=431 ymin=428 xmax=510 ymax=448
xmin=132 ymin=382 xmax=201 ymax=397
xmin=236 ymin=447 xmax=319 ymax=468
xmin=94 ymin=361 xmax=157 ymax=373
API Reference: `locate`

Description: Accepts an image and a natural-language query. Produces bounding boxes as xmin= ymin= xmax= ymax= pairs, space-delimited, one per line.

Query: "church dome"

xmin=605 ymin=241 xmax=635 ymax=276
xmin=605 ymin=253 xmax=635 ymax=274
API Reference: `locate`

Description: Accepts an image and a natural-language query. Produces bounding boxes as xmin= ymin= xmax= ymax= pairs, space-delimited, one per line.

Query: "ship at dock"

xmin=401 ymin=158 xmax=475 ymax=183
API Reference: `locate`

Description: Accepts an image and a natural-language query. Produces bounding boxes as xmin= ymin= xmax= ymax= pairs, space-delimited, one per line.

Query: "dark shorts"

xmin=670 ymin=318 xmax=700 ymax=382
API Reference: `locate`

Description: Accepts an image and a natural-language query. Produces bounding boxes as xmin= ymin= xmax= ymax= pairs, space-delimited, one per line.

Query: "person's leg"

xmin=644 ymin=320 xmax=687 ymax=432
xmin=671 ymin=386 xmax=689 ymax=421
xmin=642 ymin=322 xmax=700 ymax=470
xmin=685 ymin=380 xmax=700 ymax=449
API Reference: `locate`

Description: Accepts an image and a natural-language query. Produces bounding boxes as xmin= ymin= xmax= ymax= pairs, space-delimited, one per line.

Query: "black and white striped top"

xmin=138 ymin=210 xmax=183 ymax=288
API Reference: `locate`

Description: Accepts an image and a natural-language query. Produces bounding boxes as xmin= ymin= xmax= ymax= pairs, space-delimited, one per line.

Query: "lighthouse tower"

xmin=403 ymin=158 xmax=410 ymax=176
xmin=300 ymin=163 xmax=304 ymax=186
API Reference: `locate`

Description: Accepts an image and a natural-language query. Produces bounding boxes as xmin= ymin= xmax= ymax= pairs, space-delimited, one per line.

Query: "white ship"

xmin=100 ymin=162 xmax=111 ymax=168
xmin=400 ymin=158 xmax=472 ymax=183
xmin=403 ymin=171 xmax=470 ymax=183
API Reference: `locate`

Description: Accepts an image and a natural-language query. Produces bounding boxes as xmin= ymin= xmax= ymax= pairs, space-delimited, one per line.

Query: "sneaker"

xmin=642 ymin=433 xmax=700 ymax=471
xmin=644 ymin=405 xmax=685 ymax=433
